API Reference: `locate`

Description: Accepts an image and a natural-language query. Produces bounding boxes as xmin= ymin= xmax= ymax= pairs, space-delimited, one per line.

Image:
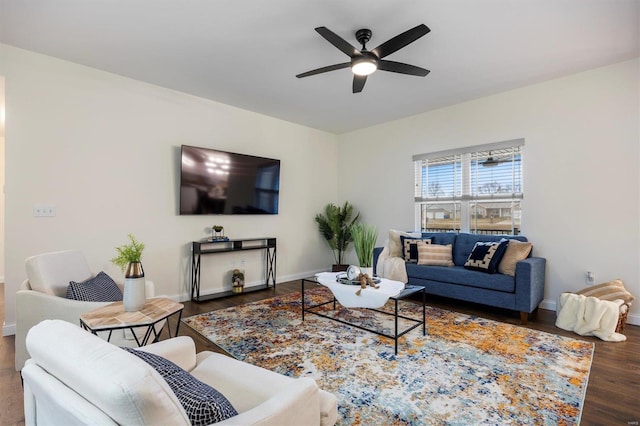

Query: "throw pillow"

xmin=464 ymin=239 xmax=509 ymax=274
xmin=388 ymin=229 xmax=421 ymax=258
xmin=577 ymin=279 xmax=635 ymax=304
xmin=123 ymin=348 xmax=238 ymax=426
xmin=498 ymin=240 xmax=533 ymax=276
xmin=66 ymin=271 xmax=123 ymax=302
xmin=401 ymin=236 xmax=432 ymax=263
xmin=417 ymin=243 xmax=454 ymax=267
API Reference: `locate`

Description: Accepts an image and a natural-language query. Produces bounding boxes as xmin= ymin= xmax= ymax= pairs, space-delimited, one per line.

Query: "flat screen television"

xmin=180 ymin=145 xmax=280 ymax=215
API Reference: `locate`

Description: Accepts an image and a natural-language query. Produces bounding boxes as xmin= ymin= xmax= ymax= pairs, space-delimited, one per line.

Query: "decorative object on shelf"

xmin=211 ymin=225 xmax=226 ymax=241
xmin=352 ymin=223 xmax=378 ymax=277
xmin=315 ymin=202 xmax=360 ymax=272
xmin=111 ymin=234 xmax=146 ymax=312
xmin=232 ymin=269 xmax=245 ymax=293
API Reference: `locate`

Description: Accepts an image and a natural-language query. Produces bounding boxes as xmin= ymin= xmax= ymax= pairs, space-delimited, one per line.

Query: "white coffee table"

xmin=302 ymin=272 xmax=426 ymax=354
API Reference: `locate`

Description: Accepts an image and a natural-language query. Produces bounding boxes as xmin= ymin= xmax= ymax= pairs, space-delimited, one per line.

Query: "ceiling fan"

xmin=296 ymin=24 xmax=431 ymax=93
xmin=481 ymin=152 xmax=510 ymax=167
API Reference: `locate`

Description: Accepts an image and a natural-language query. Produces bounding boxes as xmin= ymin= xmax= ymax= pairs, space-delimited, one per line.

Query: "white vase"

xmin=360 ymin=266 xmax=374 ymax=277
xmin=123 ymin=262 xmax=146 ymax=312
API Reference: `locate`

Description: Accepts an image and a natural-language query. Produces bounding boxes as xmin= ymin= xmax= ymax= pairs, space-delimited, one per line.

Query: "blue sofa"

xmin=373 ymin=232 xmax=546 ymax=323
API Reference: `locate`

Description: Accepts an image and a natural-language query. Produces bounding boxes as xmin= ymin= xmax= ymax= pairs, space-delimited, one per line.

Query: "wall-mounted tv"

xmin=180 ymin=145 xmax=280 ymax=215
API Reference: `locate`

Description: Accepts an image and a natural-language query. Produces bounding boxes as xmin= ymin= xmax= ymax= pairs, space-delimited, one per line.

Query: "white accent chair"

xmin=15 ymin=249 xmax=156 ymax=371
xmin=22 ymin=320 xmax=339 ymax=426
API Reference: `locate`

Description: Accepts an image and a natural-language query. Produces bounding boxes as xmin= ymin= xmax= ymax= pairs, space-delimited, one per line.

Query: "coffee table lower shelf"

xmin=301 ymin=278 xmax=426 ymax=354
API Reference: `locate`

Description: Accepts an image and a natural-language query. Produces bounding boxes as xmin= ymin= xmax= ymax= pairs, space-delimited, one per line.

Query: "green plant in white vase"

xmin=112 ymin=234 xmax=146 ymax=312
xmin=352 ymin=223 xmax=378 ymax=276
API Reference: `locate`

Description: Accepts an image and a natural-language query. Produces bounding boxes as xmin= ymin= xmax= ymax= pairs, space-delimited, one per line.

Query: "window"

xmin=413 ymin=139 xmax=523 ymax=235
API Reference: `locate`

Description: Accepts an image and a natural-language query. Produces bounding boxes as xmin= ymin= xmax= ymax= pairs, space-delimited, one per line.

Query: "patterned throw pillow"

xmin=464 ymin=239 xmax=509 ymax=274
xmin=401 ymin=237 xmax=432 ymax=263
xmin=417 ymin=243 xmax=454 ymax=267
xmin=388 ymin=229 xmax=421 ymax=258
xmin=123 ymin=348 xmax=238 ymax=425
xmin=577 ymin=279 xmax=635 ymax=304
xmin=498 ymin=240 xmax=533 ymax=276
xmin=66 ymin=271 xmax=123 ymax=302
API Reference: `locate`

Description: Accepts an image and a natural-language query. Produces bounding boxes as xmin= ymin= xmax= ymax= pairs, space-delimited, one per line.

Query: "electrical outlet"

xmin=586 ymin=271 xmax=595 ymax=285
xmin=33 ymin=204 xmax=56 ymax=217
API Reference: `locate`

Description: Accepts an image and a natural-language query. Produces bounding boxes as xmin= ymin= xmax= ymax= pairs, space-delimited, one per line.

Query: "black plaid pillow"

xmin=123 ymin=348 xmax=238 ymax=425
xmin=464 ymin=239 xmax=509 ymax=274
xmin=66 ymin=271 xmax=123 ymax=301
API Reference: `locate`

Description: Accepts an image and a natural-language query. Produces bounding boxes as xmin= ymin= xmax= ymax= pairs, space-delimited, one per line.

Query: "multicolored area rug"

xmin=183 ymin=287 xmax=594 ymax=425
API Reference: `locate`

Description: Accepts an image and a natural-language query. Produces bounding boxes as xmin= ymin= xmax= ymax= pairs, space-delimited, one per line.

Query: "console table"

xmin=191 ymin=237 xmax=276 ymax=302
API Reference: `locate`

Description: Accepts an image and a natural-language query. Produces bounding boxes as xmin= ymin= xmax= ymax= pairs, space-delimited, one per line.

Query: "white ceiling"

xmin=0 ymin=0 xmax=638 ymax=134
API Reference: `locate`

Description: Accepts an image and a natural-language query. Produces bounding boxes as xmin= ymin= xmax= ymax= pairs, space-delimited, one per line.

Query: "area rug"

xmin=183 ymin=287 xmax=594 ymax=425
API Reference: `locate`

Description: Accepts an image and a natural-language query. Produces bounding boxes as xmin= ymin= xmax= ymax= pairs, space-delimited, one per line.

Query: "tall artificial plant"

xmin=315 ymin=202 xmax=360 ymax=265
xmin=352 ymin=224 xmax=378 ymax=268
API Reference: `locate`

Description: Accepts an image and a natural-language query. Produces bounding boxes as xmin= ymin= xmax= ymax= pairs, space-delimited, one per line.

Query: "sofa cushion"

xmin=498 ymin=240 xmax=533 ymax=276
xmin=421 ymin=232 xmax=457 ymax=247
xmin=406 ymin=264 xmax=516 ymax=293
xmin=66 ymin=271 xmax=123 ymax=301
xmin=464 ymin=240 xmax=509 ymax=274
xmin=26 ymin=250 xmax=93 ymax=297
xmin=388 ymin=230 xmax=421 ymax=257
xmin=401 ymin=236 xmax=432 ymax=263
xmin=417 ymin=244 xmax=454 ymax=267
xmin=453 ymin=233 xmax=528 ymax=266
xmin=123 ymin=348 xmax=238 ymax=426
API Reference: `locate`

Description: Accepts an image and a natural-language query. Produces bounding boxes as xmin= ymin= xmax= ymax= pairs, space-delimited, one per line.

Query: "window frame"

xmin=413 ymin=139 xmax=524 ymax=235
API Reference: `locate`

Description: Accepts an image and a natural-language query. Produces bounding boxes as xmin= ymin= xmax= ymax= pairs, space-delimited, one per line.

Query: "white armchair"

xmin=15 ymin=249 xmax=156 ymax=371
xmin=22 ymin=320 xmax=338 ymax=425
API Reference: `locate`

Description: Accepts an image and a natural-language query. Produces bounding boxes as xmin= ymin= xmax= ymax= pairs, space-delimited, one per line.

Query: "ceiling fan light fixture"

xmin=351 ymin=57 xmax=378 ymax=76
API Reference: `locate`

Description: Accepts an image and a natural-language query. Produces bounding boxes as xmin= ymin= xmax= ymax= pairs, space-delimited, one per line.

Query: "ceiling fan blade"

xmin=378 ymin=60 xmax=430 ymax=76
xmin=296 ymin=62 xmax=350 ymax=78
xmin=315 ymin=26 xmax=360 ymax=57
xmin=353 ymin=75 xmax=367 ymax=93
xmin=371 ymin=24 xmax=430 ymax=59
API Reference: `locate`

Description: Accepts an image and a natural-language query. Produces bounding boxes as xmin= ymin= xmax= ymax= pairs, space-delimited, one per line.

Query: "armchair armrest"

xmin=514 ymin=257 xmax=547 ymax=313
xmin=217 ymin=377 xmax=320 ymax=426
xmin=136 ymin=336 xmax=197 ymax=372
xmin=15 ymin=290 xmax=116 ymax=370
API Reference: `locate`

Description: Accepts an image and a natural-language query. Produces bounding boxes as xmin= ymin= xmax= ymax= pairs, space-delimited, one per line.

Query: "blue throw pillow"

xmin=123 ymin=348 xmax=238 ymax=425
xmin=66 ymin=271 xmax=123 ymax=301
xmin=464 ymin=239 xmax=509 ymax=274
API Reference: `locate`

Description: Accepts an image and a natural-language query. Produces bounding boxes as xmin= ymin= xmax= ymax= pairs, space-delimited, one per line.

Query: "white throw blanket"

xmin=375 ymin=246 xmax=408 ymax=283
xmin=556 ymin=293 xmax=626 ymax=342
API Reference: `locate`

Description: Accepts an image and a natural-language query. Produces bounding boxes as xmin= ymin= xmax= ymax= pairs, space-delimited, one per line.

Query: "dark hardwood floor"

xmin=1 ymin=281 xmax=638 ymax=425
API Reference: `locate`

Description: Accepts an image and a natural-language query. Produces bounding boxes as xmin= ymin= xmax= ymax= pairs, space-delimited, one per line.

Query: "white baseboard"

xmin=539 ymin=298 xmax=640 ymax=326
xmin=2 ymin=321 xmax=16 ymax=336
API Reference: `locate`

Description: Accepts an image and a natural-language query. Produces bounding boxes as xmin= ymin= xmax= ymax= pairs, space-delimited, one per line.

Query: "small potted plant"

xmin=112 ymin=234 xmax=146 ymax=312
xmin=351 ymin=223 xmax=378 ymax=277
xmin=315 ymin=202 xmax=360 ymax=271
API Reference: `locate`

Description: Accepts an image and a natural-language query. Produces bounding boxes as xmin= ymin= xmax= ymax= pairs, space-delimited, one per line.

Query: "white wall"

xmin=338 ymin=59 xmax=640 ymax=323
xmin=0 ymin=45 xmax=339 ymax=334
xmin=0 ymin=76 xmax=5 ymax=283
xmin=2 ymin=43 xmax=638 ymax=334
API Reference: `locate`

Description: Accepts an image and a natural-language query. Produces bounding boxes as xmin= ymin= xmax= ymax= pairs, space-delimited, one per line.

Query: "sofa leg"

xmin=520 ymin=312 xmax=528 ymax=324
